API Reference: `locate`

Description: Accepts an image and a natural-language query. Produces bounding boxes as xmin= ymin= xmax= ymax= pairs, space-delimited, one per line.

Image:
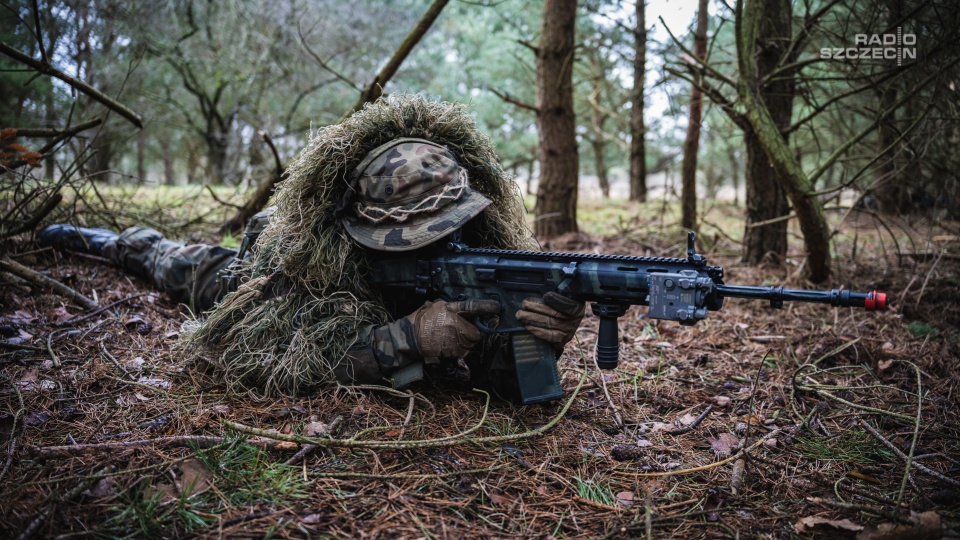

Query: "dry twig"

xmin=0 ymin=258 xmax=99 ymax=310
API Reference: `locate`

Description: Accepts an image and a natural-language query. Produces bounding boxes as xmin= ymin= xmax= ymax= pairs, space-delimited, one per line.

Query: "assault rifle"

xmin=370 ymin=232 xmax=887 ymax=405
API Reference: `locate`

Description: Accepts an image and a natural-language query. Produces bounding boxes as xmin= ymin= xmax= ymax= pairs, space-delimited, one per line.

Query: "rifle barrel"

xmin=715 ymin=284 xmax=887 ymax=311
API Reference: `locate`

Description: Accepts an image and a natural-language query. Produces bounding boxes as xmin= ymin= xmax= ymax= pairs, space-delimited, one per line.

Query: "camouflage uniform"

xmin=101 ymin=207 xmax=275 ymax=313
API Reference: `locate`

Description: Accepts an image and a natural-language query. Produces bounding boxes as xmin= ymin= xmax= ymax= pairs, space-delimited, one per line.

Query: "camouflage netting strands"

xmin=180 ymin=94 xmax=535 ymax=396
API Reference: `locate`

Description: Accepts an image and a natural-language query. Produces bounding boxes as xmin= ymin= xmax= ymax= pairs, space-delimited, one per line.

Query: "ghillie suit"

xmin=181 ymin=94 xmax=534 ymax=395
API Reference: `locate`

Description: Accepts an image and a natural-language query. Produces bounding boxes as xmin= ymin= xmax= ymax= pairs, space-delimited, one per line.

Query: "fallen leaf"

xmin=677 ymin=413 xmax=698 ymax=426
xmin=616 ymin=491 xmax=635 ymax=506
xmin=709 ymin=433 xmax=740 ymax=457
xmin=489 ymin=492 xmax=514 ymax=506
xmin=647 ymin=422 xmax=671 ymax=433
xmin=16 ymin=368 xmax=39 ymax=391
xmin=142 ymin=482 xmax=178 ymax=503
xmin=858 ymin=511 xmax=942 ymax=540
xmin=713 ymin=396 xmax=731 ymax=407
xmin=24 ymin=411 xmax=50 ymax=426
xmin=1 ymin=310 xmax=35 ymax=325
xmin=125 ymin=357 xmax=145 ymax=371
xmin=763 ymin=438 xmax=778 ymax=449
xmin=4 ymin=328 xmax=33 ymax=345
xmin=795 ymin=516 xmax=863 ymax=533
xmin=847 ymin=470 xmax=882 ymax=485
xmin=179 ymin=459 xmax=211 ymax=498
xmin=877 ymin=359 xmax=894 ymax=372
xmin=83 ymin=477 xmax=117 ymax=499
xmin=47 ymin=306 xmax=74 ymax=325
xmin=383 ymin=429 xmax=402 ymax=437
xmin=303 ymin=421 xmax=330 ymax=437
xmin=206 ymin=405 xmax=231 ymax=415
xmin=301 ymin=513 xmax=323 ymax=524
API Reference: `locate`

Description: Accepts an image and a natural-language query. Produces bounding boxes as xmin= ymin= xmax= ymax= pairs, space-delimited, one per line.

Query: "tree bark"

xmin=137 ymin=129 xmax=146 ymax=184
xmin=589 ymin=70 xmax=610 ymax=198
xmin=742 ymin=128 xmax=789 ymax=263
xmin=534 ymin=0 xmax=579 ymax=238
xmin=874 ymin=0 xmax=905 ymax=214
xmin=738 ymin=0 xmax=831 ymax=281
xmin=161 ymin=138 xmax=175 ymax=186
xmin=739 ymin=0 xmax=792 ymax=268
xmin=629 ymin=0 xmax=647 ymax=202
xmin=680 ymin=0 xmax=709 ymax=230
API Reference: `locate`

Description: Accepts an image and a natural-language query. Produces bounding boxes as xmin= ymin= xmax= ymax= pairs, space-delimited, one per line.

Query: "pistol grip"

xmin=511 ymin=332 xmax=563 ymax=404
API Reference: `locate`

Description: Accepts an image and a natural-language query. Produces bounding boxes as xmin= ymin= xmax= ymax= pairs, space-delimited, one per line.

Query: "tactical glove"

xmin=515 ymin=292 xmax=585 ymax=352
xmin=411 ymin=299 xmax=502 ymax=359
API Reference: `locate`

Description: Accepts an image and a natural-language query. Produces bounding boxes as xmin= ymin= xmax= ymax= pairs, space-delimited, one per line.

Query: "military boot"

xmin=38 ymin=224 xmax=119 ymax=257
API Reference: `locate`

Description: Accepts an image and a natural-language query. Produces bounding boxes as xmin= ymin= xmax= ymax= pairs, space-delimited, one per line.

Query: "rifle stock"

xmin=370 ymin=232 xmax=886 ymax=404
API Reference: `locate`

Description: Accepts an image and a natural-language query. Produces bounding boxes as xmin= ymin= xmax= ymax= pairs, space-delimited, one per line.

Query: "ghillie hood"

xmin=181 ymin=94 xmax=534 ymax=395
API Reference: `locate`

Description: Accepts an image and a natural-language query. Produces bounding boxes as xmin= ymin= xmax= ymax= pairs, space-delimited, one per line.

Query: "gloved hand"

xmin=411 ymin=299 xmax=502 ymax=359
xmin=515 ymin=292 xmax=585 ymax=352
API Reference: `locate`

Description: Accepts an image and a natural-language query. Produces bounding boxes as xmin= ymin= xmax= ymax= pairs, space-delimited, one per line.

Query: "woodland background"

xmin=1 ymin=0 xmax=959 ymax=538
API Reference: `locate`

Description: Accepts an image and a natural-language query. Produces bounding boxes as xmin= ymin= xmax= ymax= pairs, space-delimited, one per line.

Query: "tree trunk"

xmin=742 ymin=128 xmax=789 ymax=263
xmin=526 ymin=157 xmax=535 ymax=196
xmin=137 ymin=129 xmax=146 ymax=184
xmin=161 ymin=138 xmax=175 ymax=186
xmin=739 ymin=0 xmax=792 ymax=268
xmin=589 ymin=73 xmax=610 ymax=198
xmin=534 ymin=0 xmax=579 ymax=238
xmin=728 ymin=146 xmax=740 ymax=207
xmin=873 ymin=0 xmax=905 ymax=213
xmin=738 ymin=0 xmax=831 ymax=281
xmin=205 ymin=119 xmax=231 ymax=185
xmin=629 ymin=0 xmax=647 ymax=202
xmin=680 ymin=0 xmax=708 ymax=230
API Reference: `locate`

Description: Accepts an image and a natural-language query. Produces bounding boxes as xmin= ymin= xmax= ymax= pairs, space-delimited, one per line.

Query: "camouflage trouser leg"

xmin=103 ymin=227 xmax=238 ymax=312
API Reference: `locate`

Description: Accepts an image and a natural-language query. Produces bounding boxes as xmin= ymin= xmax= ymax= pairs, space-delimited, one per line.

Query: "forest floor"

xmin=1 ymin=191 xmax=958 ymax=539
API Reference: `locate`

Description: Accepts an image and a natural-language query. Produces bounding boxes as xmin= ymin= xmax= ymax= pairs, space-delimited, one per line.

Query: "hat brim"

xmin=342 ymin=188 xmax=492 ymax=252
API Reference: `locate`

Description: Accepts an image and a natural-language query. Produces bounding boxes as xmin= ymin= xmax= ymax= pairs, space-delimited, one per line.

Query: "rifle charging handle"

xmin=591 ymin=304 xmax=628 ymax=370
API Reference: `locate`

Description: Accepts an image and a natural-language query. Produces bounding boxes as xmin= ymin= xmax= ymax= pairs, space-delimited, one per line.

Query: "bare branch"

xmin=345 ymin=0 xmax=451 ymax=117
xmin=489 ymin=87 xmax=539 ymax=113
xmin=0 ymin=41 xmax=142 ymax=129
xmin=297 ymin=23 xmax=360 ymax=92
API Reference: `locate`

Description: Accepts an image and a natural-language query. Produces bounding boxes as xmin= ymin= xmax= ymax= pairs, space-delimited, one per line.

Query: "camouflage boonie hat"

xmin=342 ymin=138 xmax=492 ymax=251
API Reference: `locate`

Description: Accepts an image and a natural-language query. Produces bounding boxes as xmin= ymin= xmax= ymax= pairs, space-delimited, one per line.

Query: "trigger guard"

xmin=473 ymin=316 xmax=525 ymax=334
